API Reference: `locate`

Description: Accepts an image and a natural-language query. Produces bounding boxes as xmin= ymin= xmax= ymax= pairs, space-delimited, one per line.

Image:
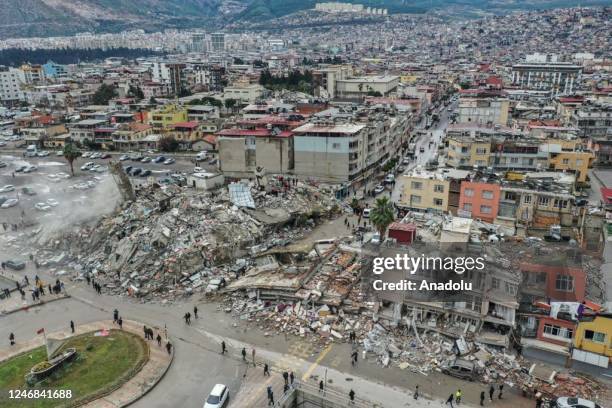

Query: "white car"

xmin=46 ymin=199 xmax=59 ymax=207
xmin=363 ymin=208 xmax=371 ymax=218
xmin=22 ymin=165 xmax=37 ymax=173
xmin=194 ymin=167 xmax=204 ymax=173
xmin=384 ymin=174 xmax=395 ymax=184
xmin=89 ymin=164 xmax=102 ymax=172
xmin=0 ymin=184 xmax=15 ymax=193
xmin=90 ymin=152 xmax=102 ymax=159
xmin=56 ymin=150 xmax=64 ymax=156
xmin=553 ymin=397 xmax=602 ymax=408
xmin=37 ymin=151 xmax=50 ymax=157
xmin=82 ymin=152 xmax=92 ymax=158
xmin=374 ymin=185 xmax=385 ymax=194
xmin=81 ymin=162 xmax=95 ymax=171
xmin=1 ymin=198 xmax=18 ymax=208
xmin=56 ymin=172 xmax=70 ymax=179
xmin=34 ymin=202 xmax=51 ymax=211
xmin=203 ymin=384 xmax=229 ymax=408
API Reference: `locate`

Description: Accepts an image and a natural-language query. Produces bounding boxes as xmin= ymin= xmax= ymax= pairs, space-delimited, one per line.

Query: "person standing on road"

xmin=70 ymin=320 xmax=75 ymax=333
xmin=241 ymin=347 xmax=246 ymax=361
xmin=480 ymin=391 xmax=485 ymax=406
xmin=446 ymin=393 xmax=455 ymax=407
xmin=289 ymin=371 xmax=294 ymax=386
xmin=498 ymin=384 xmax=504 ymax=399
xmin=489 ymin=385 xmax=495 ymax=401
xmin=283 ymin=371 xmax=289 ymax=385
xmin=268 ymin=390 xmax=274 ymax=406
xmin=9 ymin=332 xmax=15 ymax=346
xmin=252 ymin=348 xmax=256 ymax=366
xmin=113 ymin=309 xmax=119 ymax=323
xmin=184 ymin=312 xmax=190 ymax=325
xmin=349 ymin=389 xmax=355 ymax=405
xmin=118 ymin=317 xmax=123 ymax=329
xmin=319 ymin=380 xmax=324 ymax=393
xmin=166 ymin=341 xmax=172 ymax=355
xmin=413 ymin=385 xmax=419 ymax=400
xmin=221 ymin=341 xmax=226 ymax=354
xmin=193 ymin=306 xmax=198 ymax=319
xmin=263 ymin=363 xmax=270 ymax=376
xmin=157 ymin=334 xmax=162 ymax=346
xmin=455 ymin=389 xmax=462 ymax=404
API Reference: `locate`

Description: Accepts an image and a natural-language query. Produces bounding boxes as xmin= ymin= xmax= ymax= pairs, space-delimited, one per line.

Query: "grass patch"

xmin=0 ymin=329 xmax=148 ymax=408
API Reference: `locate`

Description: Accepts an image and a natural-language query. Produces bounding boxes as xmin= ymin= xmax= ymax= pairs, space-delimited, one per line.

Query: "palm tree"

xmin=370 ymin=196 xmax=395 ymax=239
xmin=63 ymin=142 xmax=81 ymax=176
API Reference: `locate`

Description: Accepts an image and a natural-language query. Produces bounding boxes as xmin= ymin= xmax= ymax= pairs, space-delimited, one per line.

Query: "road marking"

xmin=301 ymin=344 xmax=333 ymax=381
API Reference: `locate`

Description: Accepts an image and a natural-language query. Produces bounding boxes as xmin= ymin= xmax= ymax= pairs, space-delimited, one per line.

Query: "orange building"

xmin=458 ymin=181 xmax=501 ymax=223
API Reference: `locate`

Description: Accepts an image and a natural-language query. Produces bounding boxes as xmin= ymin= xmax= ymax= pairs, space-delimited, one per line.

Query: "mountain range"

xmin=0 ymin=0 xmax=609 ymax=39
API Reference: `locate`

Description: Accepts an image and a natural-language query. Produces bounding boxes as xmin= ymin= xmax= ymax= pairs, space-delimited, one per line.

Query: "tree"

xmin=224 ymin=98 xmax=237 ymax=112
xmin=63 ymin=142 xmax=81 ymax=176
xmin=159 ymin=136 xmax=179 ymax=152
xmin=149 ymin=96 xmax=157 ymax=105
xmin=128 ymin=85 xmax=144 ymax=100
xmin=370 ymin=196 xmax=395 ymax=239
xmin=92 ymin=84 xmax=117 ymax=105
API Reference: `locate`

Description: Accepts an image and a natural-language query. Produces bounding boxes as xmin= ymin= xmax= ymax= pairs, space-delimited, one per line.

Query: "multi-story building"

xmin=223 ymin=83 xmax=264 ymax=103
xmin=334 ymin=76 xmax=400 ymax=100
xmin=457 ymin=90 xmax=509 ymax=126
xmin=210 ymin=33 xmax=225 ymax=52
xmin=19 ymin=64 xmax=45 ymax=84
xmin=68 ymin=119 xmax=108 ymax=144
xmin=0 ymin=66 xmax=23 ymax=106
xmin=512 ymin=55 xmax=582 ymax=96
xmin=113 ymin=123 xmax=154 ymax=151
xmin=149 ymin=105 xmax=188 ymax=130
xmin=458 ymin=180 xmax=501 ymax=223
xmin=312 ymin=65 xmax=352 ymax=99
xmin=572 ymin=102 xmax=612 ymax=139
xmin=572 ymin=314 xmax=611 ymax=369
xmin=397 ymin=168 xmax=470 ymax=213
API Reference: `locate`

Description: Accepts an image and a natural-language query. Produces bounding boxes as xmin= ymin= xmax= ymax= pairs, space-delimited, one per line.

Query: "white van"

xmin=384 ymin=174 xmax=395 ymax=184
xmin=196 ymin=151 xmax=208 ymax=161
xmin=25 ymin=144 xmax=38 ymax=157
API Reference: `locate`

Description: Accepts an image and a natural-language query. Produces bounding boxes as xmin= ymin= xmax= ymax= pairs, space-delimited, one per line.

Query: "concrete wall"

xmin=219 ymin=137 xmax=247 ymax=173
xmin=294 ymin=135 xmax=351 ymax=182
xmin=255 ymin=137 xmax=292 ymax=173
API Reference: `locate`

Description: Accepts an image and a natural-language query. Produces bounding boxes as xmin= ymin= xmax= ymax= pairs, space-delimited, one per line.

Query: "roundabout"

xmin=0 ymin=320 xmax=173 ymax=408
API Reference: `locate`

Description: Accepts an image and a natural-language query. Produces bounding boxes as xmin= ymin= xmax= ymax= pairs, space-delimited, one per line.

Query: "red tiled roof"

xmin=389 ymin=222 xmax=416 ymax=232
xmin=173 ymin=121 xmax=199 ymax=129
xmin=559 ymin=96 xmax=584 ymax=103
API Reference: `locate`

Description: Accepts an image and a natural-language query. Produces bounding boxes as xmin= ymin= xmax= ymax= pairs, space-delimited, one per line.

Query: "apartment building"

xmin=571 ymin=102 xmax=612 ymax=138
xmin=458 ymin=180 xmax=501 ymax=223
xmin=398 ymin=168 xmax=469 ymax=213
xmin=312 ymin=65 xmax=352 ymax=99
xmin=149 ymin=104 xmax=188 ymax=130
xmin=457 ymin=90 xmax=509 ymax=126
xmin=68 ymin=119 xmax=108 ymax=143
xmin=223 ymin=83 xmax=264 ymax=103
xmin=512 ymin=55 xmax=582 ymax=96
xmin=572 ymin=314 xmax=612 ymax=369
xmin=113 ymin=123 xmax=154 ymax=151
xmin=0 ymin=66 xmax=23 ymax=106
xmin=335 ymin=75 xmax=400 ymax=99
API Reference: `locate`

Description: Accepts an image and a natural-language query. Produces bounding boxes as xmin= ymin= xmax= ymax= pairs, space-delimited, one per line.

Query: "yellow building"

xmin=446 ymin=136 xmax=491 ymax=168
xmin=149 ymin=104 xmax=188 ymax=130
xmin=398 ymin=169 xmax=450 ymax=212
xmin=547 ymin=150 xmax=594 ymax=183
xmin=572 ymin=314 xmax=612 ymax=368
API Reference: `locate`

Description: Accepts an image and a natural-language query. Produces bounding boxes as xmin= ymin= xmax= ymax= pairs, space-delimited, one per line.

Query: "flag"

xmin=36 ymin=328 xmax=44 ymax=335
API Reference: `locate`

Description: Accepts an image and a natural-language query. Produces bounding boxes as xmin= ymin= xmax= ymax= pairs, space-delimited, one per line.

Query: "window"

xmin=411 ymin=181 xmax=423 ymax=190
xmin=434 ymin=184 xmax=444 ymax=193
xmin=476 ymin=148 xmax=487 ymax=154
xmin=554 ymin=199 xmax=568 ymax=209
xmin=410 ymin=195 xmax=421 ymax=204
xmin=524 ymin=195 xmax=532 ymax=204
xmin=584 ymin=330 xmax=606 ymax=343
xmin=464 ymin=188 xmax=474 ymax=197
xmin=537 ymin=196 xmax=550 ymax=206
xmin=504 ymin=192 xmax=516 ymax=201
xmin=332 ymin=142 xmax=340 ymax=149
xmin=555 ymin=274 xmax=574 ymax=292
xmin=505 ymin=282 xmax=517 ymax=295
xmin=434 ymin=198 xmax=443 ymax=206
xmin=482 ymin=190 xmax=494 ymax=199
xmin=463 ymin=203 xmax=472 ymax=212
xmin=480 ymin=205 xmax=492 ymax=214
xmin=491 ymin=277 xmax=500 ymax=289
xmin=544 ymin=324 xmax=573 ymax=339
xmin=510 ymin=157 xmax=519 ymax=163
xmin=562 ymin=158 xmax=570 ymax=165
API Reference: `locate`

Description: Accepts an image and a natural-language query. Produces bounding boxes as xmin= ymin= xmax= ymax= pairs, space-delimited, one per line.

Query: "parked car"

xmin=1 ymin=198 xmax=18 ymax=208
xmin=141 ymin=169 xmax=152 ymax=177
xmin=56 ymin=150 xmax=64 ymax=156
xmin=46 ymin=198 xmax=59 ymax=207
xmin=119 ymin=155 xmax=130 ymax=161
xmin=131 ymin=167 xmax=143 ymax=176
xmin=164 ymin=158 xmax=175 ymax=165
xmin=208 ymin=158 xmax=218 ymax=165
xmin=123 ymin=165 xmax=133 ymax=174
xmin=140 ymin=156 xmax=151 ymax=163
xmin=36 ymin=150 xmax=50 ymax=157
xmin=152 ymin=155 xmax=166 ymax=163
xmin=21 ymin=187 xmax=36 ymax=195
xmin=5 ymin=260 xmax=25 ymax=270
xmin=203 ymin=384 xmax=229 ymax=408
xmin=397 ymin=166 xmax=406 ymax=173
xmin=0 ymin=161 xmax=7 ymax=168
xmin=22 ymin=165 xmax=37 ymax=173
xmin=552 ymin=397 xmax=602 ymax=408
xmin=374 ymin=185 xmax=385 ymax=194
xmin=81 ymin=162 xmax=95 ymax=171
xmin=82 ymin=152 xmax=92 ymax=158
xmin=362 ymin=208 xmax=371 ymax=218
xmin=196 ymin=151 xmax=207 ymax=161
xmin=384 ymin=174 xmax=395 ymax=184
xmin=100 ymin=153 xmax=112 ymax=159
xmin=34 ymin=202 xmax=51 ymax=211
xmin=0 ymin=184 xmax=15 ymax=193
xmin=441 ymin=359 xmax=478 ymax=381
xmin=14 ymin=165 xmax=28 ymax=173
xmin=419 ymin=147 xmax=425 ymax=153
xmin=194 ymin=167 xmax=204 ymax=173
xmin=130 ymin=153 xmax=143 ymax=161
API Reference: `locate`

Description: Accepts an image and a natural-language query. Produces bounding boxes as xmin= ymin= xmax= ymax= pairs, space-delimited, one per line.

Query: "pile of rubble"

xmin=25 ymin=181 xmax=342 ymax=302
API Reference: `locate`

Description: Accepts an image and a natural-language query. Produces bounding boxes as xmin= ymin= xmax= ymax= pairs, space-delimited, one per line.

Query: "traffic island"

xmin=0 ymin=320 xmax=173 ymax=408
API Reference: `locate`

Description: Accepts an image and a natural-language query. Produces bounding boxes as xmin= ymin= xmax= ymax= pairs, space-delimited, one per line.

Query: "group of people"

xmin=444 ymin=384 xmax=504 ymax=407
xmin=86 ymin=275 xmax=103 ymax=294
xmin=142 ymin=325 xmax=163 ymax=347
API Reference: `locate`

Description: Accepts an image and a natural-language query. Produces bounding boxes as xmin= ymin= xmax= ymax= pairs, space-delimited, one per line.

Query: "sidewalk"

xmin=0 ymin=290 xmax=69 ymax=315
xmin=0 ymin=319 xmax=173 ymax=408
